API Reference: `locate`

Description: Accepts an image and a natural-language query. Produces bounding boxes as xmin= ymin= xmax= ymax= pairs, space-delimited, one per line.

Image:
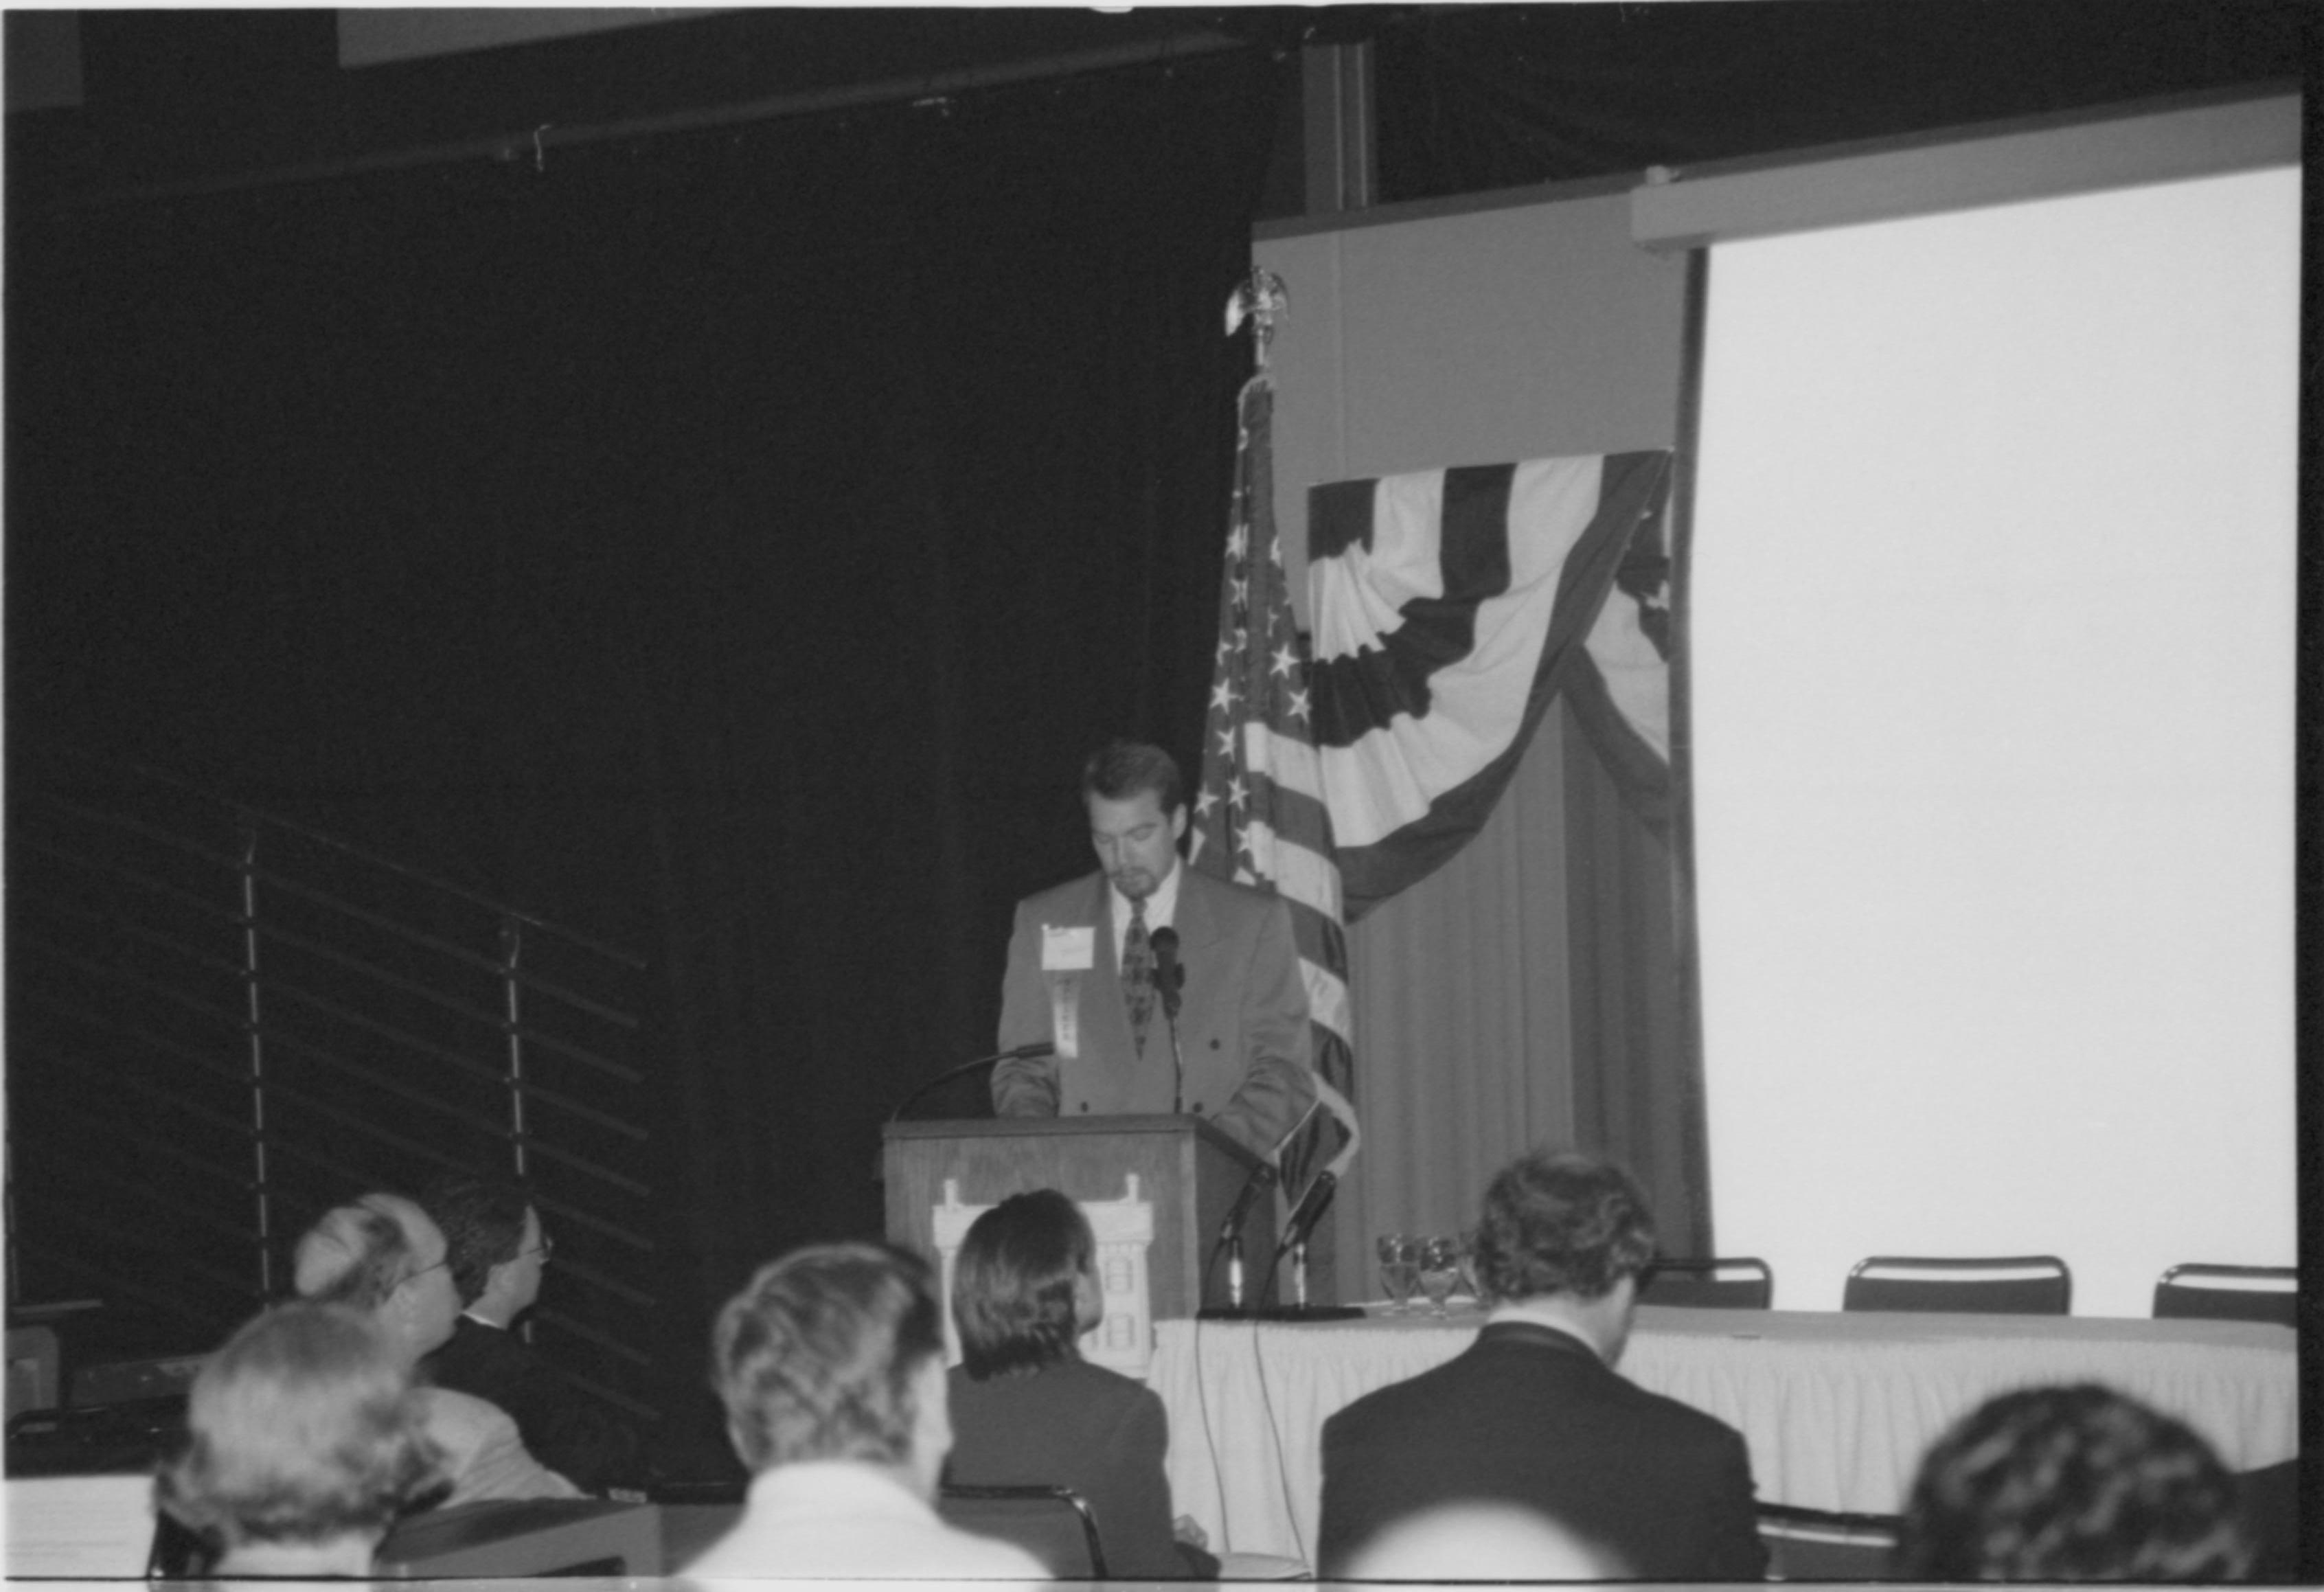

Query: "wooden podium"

xmin=881 ymin=1115 xmax=1279 ymax=1317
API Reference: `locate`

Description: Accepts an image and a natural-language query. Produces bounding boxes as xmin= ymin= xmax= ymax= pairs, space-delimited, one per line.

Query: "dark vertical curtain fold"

xmin=1560 ymin=700 xmax=1707 ymax=1255
xmin=10 ymin=51 xmax=1285 ymax=1466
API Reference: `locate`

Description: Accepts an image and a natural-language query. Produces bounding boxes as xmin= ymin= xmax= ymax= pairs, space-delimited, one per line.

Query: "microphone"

xmin=1200 ymin=1093 xmax=1325 ymax=1313
xmin=885 ymin=1041 xmax=1056 ymax=1123
xmin=1244 ymin=1078 xmax=1365 ymax=1320
xmin=1150 ymin=927 xmax=1184 ymax=1021
xmin=1273 ymin=1077 xmax=1362 ymax=1258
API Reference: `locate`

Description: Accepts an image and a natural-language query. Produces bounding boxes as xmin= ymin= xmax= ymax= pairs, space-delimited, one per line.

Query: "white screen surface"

xmin=1688 ymin=168 xmax=2298 ymax=1317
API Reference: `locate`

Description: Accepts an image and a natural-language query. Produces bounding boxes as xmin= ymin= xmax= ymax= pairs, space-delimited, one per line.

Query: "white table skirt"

xmin=1150 ymin=1304 xmax=2298 ymax=1563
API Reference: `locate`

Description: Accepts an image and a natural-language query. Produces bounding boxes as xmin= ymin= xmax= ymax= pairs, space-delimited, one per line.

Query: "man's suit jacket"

xmin=1316 ymin=1319 xmax=1767 ymax=1580
xmin=422 ymin=1315 xmax=643 ymax=1494
xmin=993 ymin=865 xmax=1314 ymax=1156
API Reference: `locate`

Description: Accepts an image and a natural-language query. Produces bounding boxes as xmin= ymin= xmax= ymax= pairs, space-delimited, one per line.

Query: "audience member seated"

xmin=1317 ymin=1148 xmax=1767 ymax=1580
xmin=1342 ymin=1501 xmax=1629 ymax=1580
xmin=945 ymin=1188 xmax=1217 ymax=1578
xmin=295 ymin=1192 xmax=582 ymax=1507
xmin=418 ymin=1172 xmax=645 ymax=1494
xmin=683 ymin=1240 xmax=1046 ymax=1581
xmin=155 ymin=1302 xmax=442 ymax=1577
xmin=1895 ymin=1382 xmax=2256 ymax=1581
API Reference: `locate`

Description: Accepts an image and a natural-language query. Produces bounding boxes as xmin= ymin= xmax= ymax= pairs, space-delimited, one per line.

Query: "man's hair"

xmin=1472 ymin=1149 xmax=1657 ymax=1304
xmin=711 ymin=1242 xmax=942 ymax=1473
xmin=1081 ymin=740 xmax=1184 ymax=815
xmin=952 ymin=1190 xmax=1095 ymax=1382
xmin=420 ymin=1174 xmax=532 ymax=1307
xmin=1895 ymin=1383 xmax=2255 ymax=1582
xmin=155 ymin=1302 xmax=443 ymax=1549
xmin=293 ymin=1202 xmax=417 ymax=1312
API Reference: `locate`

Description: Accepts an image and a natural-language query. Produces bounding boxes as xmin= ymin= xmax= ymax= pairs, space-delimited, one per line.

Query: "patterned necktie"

xmin=1121 ymin=896 xmax=1156 ymax=1056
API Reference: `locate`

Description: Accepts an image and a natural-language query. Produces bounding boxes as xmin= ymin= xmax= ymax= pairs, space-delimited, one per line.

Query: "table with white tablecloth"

xmin=1149 ymin=1304 xmax=2298 ymax=1563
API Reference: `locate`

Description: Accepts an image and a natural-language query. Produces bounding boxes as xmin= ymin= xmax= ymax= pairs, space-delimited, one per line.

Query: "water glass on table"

xmin=1417 ymin=1236 xmax=1463 ymax=1317
xmin=1376 ymin=1233 xmax=1420 ymax=1313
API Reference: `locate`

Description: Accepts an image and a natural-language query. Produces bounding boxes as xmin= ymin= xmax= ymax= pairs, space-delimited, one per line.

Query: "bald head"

xmin=292 ymin=1194 xmax=459 ymax=1366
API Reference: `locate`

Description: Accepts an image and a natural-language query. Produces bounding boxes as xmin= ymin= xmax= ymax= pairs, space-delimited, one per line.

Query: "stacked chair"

xmin=1842 ymin=1255 xmax=2071 ymax=1315
xmin=1640 ymin=1257 xmax=1774 ymax=1310
xmin=2152 ymin=1264 xmax=2296 ymax=1329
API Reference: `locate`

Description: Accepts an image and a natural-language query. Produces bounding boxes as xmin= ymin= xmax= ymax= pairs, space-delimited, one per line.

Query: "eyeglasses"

xmin=517 ymin=1234 xmax=555 ymax=1264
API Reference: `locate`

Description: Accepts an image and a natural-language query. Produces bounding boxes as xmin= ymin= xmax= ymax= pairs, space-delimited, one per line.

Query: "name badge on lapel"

xmin=1041 ymin=926 xmax=1093 ymax=1060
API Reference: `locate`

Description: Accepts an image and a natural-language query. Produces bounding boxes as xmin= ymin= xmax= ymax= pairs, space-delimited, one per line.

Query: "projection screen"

xmin=1685 ymin=161 xmax=2298 ymax=1316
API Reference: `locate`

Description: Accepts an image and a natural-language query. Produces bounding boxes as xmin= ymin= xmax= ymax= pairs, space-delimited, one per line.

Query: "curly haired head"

xmin=1473 ymin=1149 xmax=1656 ymax=1304
xmin=952 ymin=1189 xmax=1095 ymax=1381
xmin=155 ymin=1303 xmax=442 ymax=1550
xmin=712 ymin=1242 xmax=943 ymax=1473
xmin=1896 ymin=1383 xmax=2254 ymax=1581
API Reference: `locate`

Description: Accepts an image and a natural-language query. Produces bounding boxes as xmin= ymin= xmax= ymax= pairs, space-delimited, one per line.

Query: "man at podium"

xmin=993 ymin=740 xmax=1314 ymax=1158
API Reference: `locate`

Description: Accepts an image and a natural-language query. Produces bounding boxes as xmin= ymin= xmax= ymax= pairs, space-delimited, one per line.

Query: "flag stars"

xmin=1230 ymin=576 xmax=1249 ymax=608
xmin=1227 ymin=524 xmax=1249 ymax=561
xmin=1209 ymin=679 xmax=1239 ymax=714
xmin=1194 ymin=787 xmax=1218 ymax=819
xmin=1228 ymin=775 xmax=1249 ymax=811
xmin=1288 ymin=687 xmax=1310 ymax=722
xmin=1270 ymin=641 xmax=1297 ymax=679
xmin=1216 ymin=725 xmax=1235 ymax=757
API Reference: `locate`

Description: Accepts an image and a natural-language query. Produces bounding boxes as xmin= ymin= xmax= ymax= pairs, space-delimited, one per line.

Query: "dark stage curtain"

xmin=9 ymin=51 xmax=1284 ymax=1471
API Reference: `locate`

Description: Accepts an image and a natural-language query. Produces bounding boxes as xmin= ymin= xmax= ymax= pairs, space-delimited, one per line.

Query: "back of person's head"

xmin=1081 ymin=739 xmax=1183 ymax=814
xmin=155 ymin=1302 xmax=441 ymax=1554
xmin=1345 ymin=1502 xmax=1630 ymax=1580
xmin=1895 ymin=1382 xmax=2255 ymax=1581
xmin=1474 ymin=1148 xmax=1656 ymax=1304
xmin=713 ymin=1241 xmax=944 ymax=1475
xmin=419 ymin=1172 xmax=531 ymax=1306
xmin=293 ymin=1201 xmax=414 ymax=1310
xmin=953 ymin=1189 xmax=1095 ymax=1381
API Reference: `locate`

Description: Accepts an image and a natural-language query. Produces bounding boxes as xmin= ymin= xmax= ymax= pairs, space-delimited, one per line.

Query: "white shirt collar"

xmin=1109 ymin=856 xmax=1181 ymax=950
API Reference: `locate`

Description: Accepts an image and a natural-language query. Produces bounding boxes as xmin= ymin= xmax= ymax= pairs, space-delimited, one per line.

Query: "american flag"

xmin=1189 ymin=369 xmax=1354 ymax=1177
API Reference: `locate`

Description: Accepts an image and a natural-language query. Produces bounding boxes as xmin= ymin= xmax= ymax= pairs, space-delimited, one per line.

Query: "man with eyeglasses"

xmin=294 ymin=1192 xmax=580 ymax=1506
xmin=418 ymin=1173 xmax=645 ymax=1495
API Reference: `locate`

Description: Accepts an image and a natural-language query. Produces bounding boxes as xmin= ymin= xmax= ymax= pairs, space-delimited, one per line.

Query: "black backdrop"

xmin=9 ymin=49 xmax=1283 ymax=1468
xmin=10 ymin=0 xmax=2310 ymax=1479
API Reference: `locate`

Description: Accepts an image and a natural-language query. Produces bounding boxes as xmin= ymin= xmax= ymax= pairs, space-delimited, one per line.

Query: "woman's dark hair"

xmin=951 ymin=1189 xmax=1095 ymax=1381
xmin=1895 ymin=1383 xmax=2255 ymax=1581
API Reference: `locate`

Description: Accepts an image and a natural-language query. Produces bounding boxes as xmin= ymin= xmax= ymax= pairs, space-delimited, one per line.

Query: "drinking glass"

xmin=1417 ymin=1236 xmax=1463 ymax=1317
xmin=1376 ymin=1233 xmax=1418 ymax=1313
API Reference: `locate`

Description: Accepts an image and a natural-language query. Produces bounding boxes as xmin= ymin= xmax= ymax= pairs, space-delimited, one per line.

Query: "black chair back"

xmin=937 ymin=1483 xmax=1107 ymax=1578
xmin=2153 ymin=1264 xmax=2296 ymax=1328
xmin=1843 ymin=1255 xmax=2071 ymax=1315
xmin=1641 ymin=1257 xmax=1773 ymax=1310
xmin=1757 ymin=1503 xmax=1900 ymax=1581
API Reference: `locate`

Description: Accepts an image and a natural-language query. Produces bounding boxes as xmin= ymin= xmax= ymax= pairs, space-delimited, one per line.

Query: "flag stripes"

xmin=1193 ymin=374 xmax=1355 ymax=1125
xmin=1305 ymin=450 xmax=1675 ymax=914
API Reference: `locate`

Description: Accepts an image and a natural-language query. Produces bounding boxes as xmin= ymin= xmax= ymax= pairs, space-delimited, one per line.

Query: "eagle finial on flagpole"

xmin=1226 ymin=268 xmax=1289 ymax=371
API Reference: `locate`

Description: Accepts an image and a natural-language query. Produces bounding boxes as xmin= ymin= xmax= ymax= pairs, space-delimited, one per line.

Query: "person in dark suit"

xmin=416 ymin=1174 xmax=643 ymax=1495
xmin=993 ymin=740 xmax=1314 ymax=1158
xmin=1317 ymin=1150 xmax=1768 ymax=1580
xmin=944 ymin=1188 xmax=1216 ymax=1578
